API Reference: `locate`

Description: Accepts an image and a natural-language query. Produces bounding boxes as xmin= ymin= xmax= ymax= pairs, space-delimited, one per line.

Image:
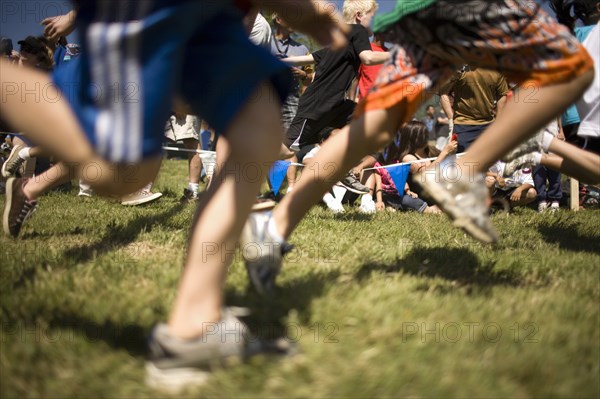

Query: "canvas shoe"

xmin=501 ymin=131 xmax=545 ymax=162
xmin=502 ymin=152 xmax=542 ymax=177
xmin=3 ymin=177 xmax=37 ymax=238
xmin=537 ymin=201 xmax=548 ymax=213
xmin=121 ymin=189 xmax=163 ymax=206
xmin=413 ymin=168 xmax=498 ymax=243
xmin=323 ymin=192 xmax=345 ymax=213
xmin=146 ymin=309 xmax=292 ymax=393
xmin=1 ymin=145 xmax=26 ymax=178
xmin=336 ymin=173 xmax=370 ymax=194
xmin=549 ymin=201 xmax=560 ymax=212
xmin=359 ymin=194 xmax=376 ymax=214
xmin=240 ymin=212 xmax=292 ymax=295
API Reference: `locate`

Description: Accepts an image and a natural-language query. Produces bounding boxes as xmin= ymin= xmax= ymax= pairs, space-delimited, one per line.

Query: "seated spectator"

xmin=486 ymin=162 xmax=537 ymax=209
xmin=399 ymin=121 xmax=457 ymax=199
xmin=164 ymin=112 xmax=203 ymax=202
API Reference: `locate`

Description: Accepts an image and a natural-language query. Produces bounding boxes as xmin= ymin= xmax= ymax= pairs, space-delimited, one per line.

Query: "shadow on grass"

xmin=2 ymin=313 xmax=149 ymax=357
xmin=61 ymin=203 xmax=185 ymax=264
xmin=357 ymin=246 xmax=520 ymax=287
xmin=537 ymin=223 xmax=600 ymax=255
xmin=224 ymin=269 xmax=342 ymax=339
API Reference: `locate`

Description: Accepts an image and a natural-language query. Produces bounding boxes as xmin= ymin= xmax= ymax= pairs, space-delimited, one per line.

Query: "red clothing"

xmin=358 ymin=42 xmax=387 ymax=101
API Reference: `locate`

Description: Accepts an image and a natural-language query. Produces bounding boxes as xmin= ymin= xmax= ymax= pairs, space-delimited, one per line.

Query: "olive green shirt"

xmin=439 ymin=68 xmax=509 ymax=125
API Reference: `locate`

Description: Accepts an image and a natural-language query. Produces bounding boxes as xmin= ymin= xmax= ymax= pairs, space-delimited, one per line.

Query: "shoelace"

xmin=15 ymin=201 xmax=36 ymax=226
xmin=6 ymin=157 xmax=24 ymax=175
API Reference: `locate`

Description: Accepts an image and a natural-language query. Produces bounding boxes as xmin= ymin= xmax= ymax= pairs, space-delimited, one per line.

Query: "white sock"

xmin=267 ymin=216 xmax=285 ymax=244
xmin=530 ymin=152 xmax=543 ymax=164
xmin=188 ymin=182 xmax=199 ymax=193
xmin=541 ymin=132 xmax=554 ymax=153
xmin=18 ymin=147 xmax=32 ymax=160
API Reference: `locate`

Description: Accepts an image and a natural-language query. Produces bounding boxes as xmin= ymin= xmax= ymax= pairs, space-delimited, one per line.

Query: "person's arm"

xmin=358 ymin=50 xmax=390 ymax=66
xmin=556 ymin=117 xmax=566 ymax=141
xmin=374 ymin=173 xmax=385 ymax=211
xmin=440 ymin=94 xmax=454 ymax=120
xmin=404 ymin=183 xmax=418 ymax=198
xmin=510 ymin=183 xmax=533 ymax=202
xmin=351 ymin=154 xmax=377 ymax=179
xmin=251 ymin=0 xmax=348 ymax=49
xmin=282 ymin=54 xmax=315 ymax=67
xmin=426 ymin=140 xmax=458 ymax=170
xmin=41 ymin=9 xmax=78 ymax=42
xmin=495 ymin=95 xmax=507 ymax=118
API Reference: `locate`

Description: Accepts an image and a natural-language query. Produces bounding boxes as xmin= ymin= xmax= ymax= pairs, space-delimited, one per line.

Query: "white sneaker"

xmin=503 ymin=152 xmax=542 ymax=177
xmin=78 ymin=188 xmax=94 ymax=197
xmin=549 ymin=201 xmax=560 ymax=212
xmin=359 ymin=195 xmax=376 ymax=214
xmin=121 ymin=190 xmax=162 ymax=206
xmin=537 ymin=201 xmax=548 ymax=213
xmin=502 ymin=131 xmax=544 ymax=162
xmin=323 ymin=193 xmax=344 ymax=214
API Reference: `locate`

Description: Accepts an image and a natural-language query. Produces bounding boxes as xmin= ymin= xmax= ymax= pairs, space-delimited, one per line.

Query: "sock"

xmin=267 ymin=216 xmax=285 ymax=244
xmin=530 ymin=152 xmax=543 ymax=164
xmin=541 ymin=132 xmax=554 ymax=153
xmin=188 ymin=182 xmax=199 ymax=193
xmin=18 ymin=147 xmax=32 ymax=160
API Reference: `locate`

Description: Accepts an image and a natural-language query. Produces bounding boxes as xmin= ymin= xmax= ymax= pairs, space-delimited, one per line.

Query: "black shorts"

xmin=285 ymin=100 xmax=356 ymax=150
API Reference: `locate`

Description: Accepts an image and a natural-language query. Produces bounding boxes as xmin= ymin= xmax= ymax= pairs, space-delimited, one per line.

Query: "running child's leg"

xmin=0 ymin=60 xmax=162 ymax=195
xmin=168 ymin=82 xmax=283 ymax=338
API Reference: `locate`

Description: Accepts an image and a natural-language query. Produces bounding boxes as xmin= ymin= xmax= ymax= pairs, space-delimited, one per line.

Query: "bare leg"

xmin=168 ymin=83 xmax=282 ymax=339
xmin=273 ymin=106 xmax=403 ymax=238
xmin=543 ymin=140 xmax=600 ymax=184
xmin=23 ymin=163 xmax=73 ymax=200
xmin=182 ymin=138 xmax=201 ymax=185
xmin=457 ymin=71 xmax=594 ymax=174
xmin=1 ymin=59 xmax=161 ymax=195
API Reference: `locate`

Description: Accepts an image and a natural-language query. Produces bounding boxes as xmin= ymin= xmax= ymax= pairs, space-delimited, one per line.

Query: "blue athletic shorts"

xmin=53 ymin=0 xmax=291 ymax=163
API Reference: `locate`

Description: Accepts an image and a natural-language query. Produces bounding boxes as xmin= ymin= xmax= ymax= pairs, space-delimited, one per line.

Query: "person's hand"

xmin=291 ymin=67 xmax=308 ymax=80
xmin=443 ymin=140 xmax=458 ymax=155
xmin=375 ymin=201 xmax=385 ymax=211
xmin=260 ymin=0 xmax=349 ymax=49
xmin=41 ymin=11 xmax=77 ymax=42
xmin=406 ymin=190 xmax=418 ymax=198
xmin=557 ymin=130 xmax=566 ymax=141
xmin=496 ymin=175 xmax=506 ymax=188
xmin=510 ymin=188 xmax=522 ymax=202
xmin=350 ymin=165 xmax=363 ymax=179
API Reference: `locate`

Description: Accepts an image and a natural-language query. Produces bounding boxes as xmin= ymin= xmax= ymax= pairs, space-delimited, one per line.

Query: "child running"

xmin=0 ymin=0 xmax=348 ymax=391
xmin=240 ymin=0 xmax=595 ymax=295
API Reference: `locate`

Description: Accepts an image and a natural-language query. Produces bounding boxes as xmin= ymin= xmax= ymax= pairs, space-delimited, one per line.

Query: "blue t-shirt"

xmin=562 ymin=25 xmax=596 ymax=126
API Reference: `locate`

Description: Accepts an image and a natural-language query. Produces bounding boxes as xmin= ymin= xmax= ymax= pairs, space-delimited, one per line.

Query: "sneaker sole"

xmin=335 ymin=183 xmax=369 ymax=195
xmin=145 ymin=362 xmax=210 ymax=394
xmin=1 ymin=146 xmax=23 ymax=178
xmin=121 ymin=192 xmax=163 ymax=206
xmin=415 ymin=173 xmax=498 ymax=244
xmin=2 ymin=177 xmax=16 ymax=237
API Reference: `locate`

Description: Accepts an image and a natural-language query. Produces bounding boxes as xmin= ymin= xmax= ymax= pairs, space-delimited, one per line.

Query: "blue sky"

xmin=1 ymin=0 xmax=554 ymax=45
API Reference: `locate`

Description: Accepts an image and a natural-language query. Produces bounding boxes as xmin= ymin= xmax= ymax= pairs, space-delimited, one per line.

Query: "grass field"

xmin=1 ymin=158 xmax=599 ymax=398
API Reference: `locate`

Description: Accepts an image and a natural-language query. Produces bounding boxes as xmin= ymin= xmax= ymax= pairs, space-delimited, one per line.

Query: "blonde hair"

xmin=342 ymin=0 xmax=378 ymax=23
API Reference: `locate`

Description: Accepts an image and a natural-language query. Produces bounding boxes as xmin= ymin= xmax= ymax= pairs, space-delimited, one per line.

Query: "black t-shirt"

xmin=296 ymin=24 xmax=371 ymax=120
